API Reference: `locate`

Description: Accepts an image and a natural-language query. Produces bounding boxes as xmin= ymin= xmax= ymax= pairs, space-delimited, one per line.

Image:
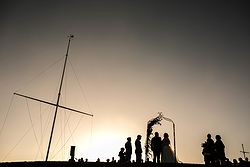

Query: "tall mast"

xmin=240 ymin=144 xmax=249 ymax=159
xmin=14 ymin=34 xmax=93 ymax=161
xmin=45 ymin=35 xmax=74 ymax=161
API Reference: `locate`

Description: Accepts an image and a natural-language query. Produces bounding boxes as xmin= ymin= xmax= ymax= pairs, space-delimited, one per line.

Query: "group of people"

xmin=118 ymin=132 xmax=175 ymax=163
xmin=118 ymin=135 xmax=143 ymax=163
xmin=202 ymin=134 xmax=226 ymax=165
xmin=151 ymin=132 xmax=175 ymax=163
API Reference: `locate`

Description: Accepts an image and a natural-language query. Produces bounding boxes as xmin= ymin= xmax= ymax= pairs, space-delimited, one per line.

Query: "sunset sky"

xmin=0 ymin=0 xmax=250 ymax=164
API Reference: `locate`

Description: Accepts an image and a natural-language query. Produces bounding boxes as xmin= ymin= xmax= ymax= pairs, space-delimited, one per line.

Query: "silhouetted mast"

xmin=14 ymin=35 xmax=93 ymax=161
xmin=45 ymin=34 xmax=73 ymax=161
xmin=240 ymin=144 xmax=249 ymax=159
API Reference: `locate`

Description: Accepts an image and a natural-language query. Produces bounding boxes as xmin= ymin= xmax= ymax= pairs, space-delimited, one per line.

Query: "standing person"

xmin=151 ymin=132 xmax=161 ymax=163
xmin=161 ymin=133 xmax=175 ymax=163
xmin=125 ymin=137 xmax=132 ymax=162
xmin=214 ymin=135 xmax=226 ymax=165
xmin=135 ymin=135 xmax=142 ymax=163
xmin=202 ymin=134 xmax=215 ymax=165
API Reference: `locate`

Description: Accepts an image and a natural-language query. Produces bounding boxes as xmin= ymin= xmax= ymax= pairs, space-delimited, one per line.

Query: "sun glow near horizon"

xmin=1 ymin=0 xmax=250 ymax=164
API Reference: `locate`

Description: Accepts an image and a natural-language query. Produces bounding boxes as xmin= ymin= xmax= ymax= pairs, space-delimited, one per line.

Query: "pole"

xmin=173 ymin=123 xmax=177 ymax=163
xmin=163 ymin=116 xmax=177 ymax=163
xmin=241 ymin=144 xmax=249 ymax=159
xmin=45 ymin=35 xmax=74 ymax=161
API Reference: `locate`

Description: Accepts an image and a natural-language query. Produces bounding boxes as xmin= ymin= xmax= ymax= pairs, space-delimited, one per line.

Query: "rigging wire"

xmin=39 ymin=102 xmax=43 ymax=158
xmin=62 ymin=67 xmax=68 ymax=158
xmin=3 ymin=56 xmax=95 ymax=161
xmin=35 ymin=103 xmax=45 ymax=160
xmin=50 ymin=114 xmax=84 ymax=160
xmin=2 ymin=126 xmax=32 ymax=161
xmin=25 ymin=99 xmax=43 ymax=159
xmin=88 ymin=115 xmax=94 ymax=152
xmin=15 ymin=56 xmax=64 ymax=93
xmin=60 ymin=110 xmax=65 ymax=159
xmin=69 ymin=59 xmax=94 ymax=156
xmin=10 ymin=55 xmax=65 ymax=161
xmin=0 ymin=94 xmax=15 ymax=138
xmin=69 ymin=60 xmax=93 ymax=115
xmin=34 ymin=69 xmax=69 ymax=160
xmin=50 ymin=110 xmax=72 ymax=157
xmin=61 ymin=64 xmax=70 ymax=158
xmin=50 ymin=60 xmax=94 ymax=159
xmin=34 ymin=98 xmax=59 ymax=160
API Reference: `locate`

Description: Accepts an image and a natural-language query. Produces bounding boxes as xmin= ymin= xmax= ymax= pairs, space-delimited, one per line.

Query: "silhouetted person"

xmin=225 ymin=158 xmax=232 ymax=166
xmin=202 ymin=134 xmax=215 ymax=165
xmin=135 ymin=135 xmax=142 ymax=163
xmin=151 ymin=132 xmax=161 ymax=163
xmin=239 ymin=158 xmax=245 ymax=166
xmin=111 ymin=157 xmax=116 ymax=163
xmin=233 ymin=159 xmax=238 ymax=166
xmin=125 ymin=137 xmax=132 ymax=162
xmin=245 ymin=157 xmax=250 ymax=166
xmin=161 ymin=133 xmax=175 ymax=163
xmin=78 ymin=158 xmax=84 ymax=162
xmin=214 ymin=135 xmax=226 ymax=165
xmin=118 ymin=147 xmax=126 ymax=162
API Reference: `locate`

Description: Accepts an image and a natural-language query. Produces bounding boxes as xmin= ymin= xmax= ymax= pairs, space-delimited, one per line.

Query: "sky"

xmin=0 ymin=0 xmax=250 ymax=164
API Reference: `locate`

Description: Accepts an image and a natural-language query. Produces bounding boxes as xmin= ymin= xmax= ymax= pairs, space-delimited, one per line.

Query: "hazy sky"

xmin=1 ymin=0 xmax=250 ymax=163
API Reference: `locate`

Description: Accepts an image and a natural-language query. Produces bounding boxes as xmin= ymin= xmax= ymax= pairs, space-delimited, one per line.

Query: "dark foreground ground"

xmin=0 ymin=162 xmax=202 ymax=167
xmin=0 ymin=161 xmax=249 ymax=167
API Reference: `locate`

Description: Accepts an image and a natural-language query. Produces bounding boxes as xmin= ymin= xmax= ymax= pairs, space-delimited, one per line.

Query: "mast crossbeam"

xmin=13 ymin=93 xmax=93 ymax=117
xmin=14 ymin=35 xmax=93 ymax=161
